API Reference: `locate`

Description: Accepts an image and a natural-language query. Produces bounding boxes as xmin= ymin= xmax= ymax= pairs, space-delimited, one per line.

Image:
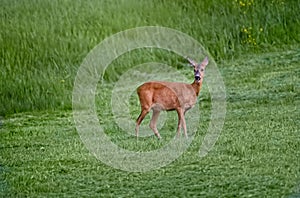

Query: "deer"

xmin=135 ymin=56 xmax=209 ymax=139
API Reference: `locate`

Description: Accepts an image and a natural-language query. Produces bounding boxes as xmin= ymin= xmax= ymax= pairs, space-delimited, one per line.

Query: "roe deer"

xmin=135 ymin=56 xmax=209 ymax=139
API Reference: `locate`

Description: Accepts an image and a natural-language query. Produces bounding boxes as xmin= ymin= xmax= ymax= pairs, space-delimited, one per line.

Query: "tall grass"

xmin=0 ymin=0 xmax=299 ymax=115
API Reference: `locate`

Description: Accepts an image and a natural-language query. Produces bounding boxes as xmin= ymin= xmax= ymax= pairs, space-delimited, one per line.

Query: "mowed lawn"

xmin=1 ymin=51 xmax=299 ymax=197
xmin=0 ymin=0 xmax=299 ymax=197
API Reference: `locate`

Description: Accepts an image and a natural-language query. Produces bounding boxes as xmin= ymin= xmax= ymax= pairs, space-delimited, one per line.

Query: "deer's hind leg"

xmin=149 ymin=109 xmax=161 ymax=139
xmin=135 ymin=108 xmax=150 ymax=138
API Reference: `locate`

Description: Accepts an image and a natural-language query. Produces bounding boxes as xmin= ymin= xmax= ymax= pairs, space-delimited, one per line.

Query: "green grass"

xmin=0 ymin=0 xmax=300 ymax=197
xmin=1 ymin=50 xmax=299 ymax=197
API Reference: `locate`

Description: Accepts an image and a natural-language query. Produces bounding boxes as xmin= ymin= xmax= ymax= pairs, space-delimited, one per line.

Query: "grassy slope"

xmin=0 ymin=0 xmax=299 ymax=197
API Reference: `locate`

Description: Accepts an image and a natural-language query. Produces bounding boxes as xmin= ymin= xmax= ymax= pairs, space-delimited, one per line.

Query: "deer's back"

xmin=137 ymin=81 xmax=197 ymax=111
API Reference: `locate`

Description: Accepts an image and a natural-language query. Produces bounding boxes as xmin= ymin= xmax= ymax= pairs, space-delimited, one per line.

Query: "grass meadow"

xmin=0 ymin=0 xmax=300 ymax=197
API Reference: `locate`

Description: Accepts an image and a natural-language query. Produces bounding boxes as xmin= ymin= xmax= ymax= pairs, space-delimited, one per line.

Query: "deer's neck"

xmin=191 ymin=81 xmax=202 ymax=96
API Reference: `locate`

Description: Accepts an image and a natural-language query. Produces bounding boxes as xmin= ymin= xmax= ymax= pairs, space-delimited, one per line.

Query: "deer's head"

xmin=187 ymin=56 xmax=209 ymax=83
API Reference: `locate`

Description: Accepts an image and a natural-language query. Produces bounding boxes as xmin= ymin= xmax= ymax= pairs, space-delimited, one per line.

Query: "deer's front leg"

xmin=182 ymin=116 xmax=187 ymax=138
xmin=176 ymin=108 xmax=188 ymax=138
xmin=176 ymin=108 xmax=186 ymax=138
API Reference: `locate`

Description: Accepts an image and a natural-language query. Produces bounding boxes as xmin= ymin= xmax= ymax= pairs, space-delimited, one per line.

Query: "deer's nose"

xmin=195 ymin=76 xmax=201 ymax=81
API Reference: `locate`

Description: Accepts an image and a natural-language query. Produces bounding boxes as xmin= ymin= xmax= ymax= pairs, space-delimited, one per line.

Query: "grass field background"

xmin=0 ymin=0 xmax=299 ymax=197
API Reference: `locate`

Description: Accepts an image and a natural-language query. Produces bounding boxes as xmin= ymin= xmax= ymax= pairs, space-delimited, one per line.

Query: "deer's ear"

xmin=200 ymin=56 xmax=209 ymax=68
xmin=186 ymin=57 xmax=197 ymax=67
